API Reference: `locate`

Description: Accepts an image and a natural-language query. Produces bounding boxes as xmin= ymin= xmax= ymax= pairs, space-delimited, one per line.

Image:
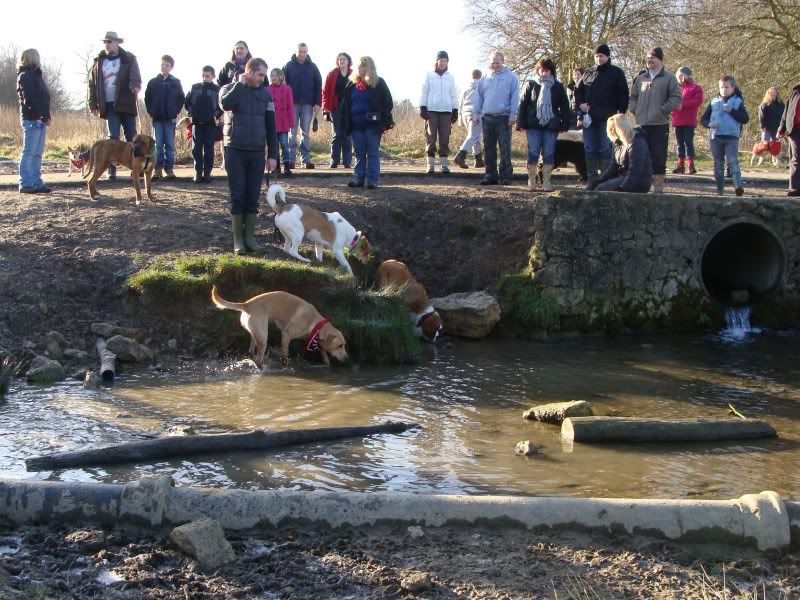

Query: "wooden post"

xmin=562 ymin=417 xmax=777 ymax=443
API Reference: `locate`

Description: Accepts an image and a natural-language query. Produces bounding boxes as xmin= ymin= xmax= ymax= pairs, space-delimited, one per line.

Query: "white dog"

xmin=266 ymin=184 xmax=370 ymax=275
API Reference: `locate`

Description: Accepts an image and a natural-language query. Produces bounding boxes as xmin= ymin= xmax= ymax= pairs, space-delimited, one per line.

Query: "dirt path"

xmin=1 ymin=522 xmax=798 ymax=599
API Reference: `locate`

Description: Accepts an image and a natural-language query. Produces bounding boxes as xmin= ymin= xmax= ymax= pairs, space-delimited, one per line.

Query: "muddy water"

xmin=2 ymin=332 xmax=800 ymax=499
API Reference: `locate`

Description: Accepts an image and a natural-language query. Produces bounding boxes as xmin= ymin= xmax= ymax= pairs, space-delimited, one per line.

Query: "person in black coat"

xmin=218 ymin=41 xmax=252 ymax=87
xmin=590 ymin=114 xmax=653 ymax=193
xmin=516 ymin=57 xmax=571 ymax=191
xmin=185 ymin=65 xmax=224 ymax=182
xmin=574 ymin=44 xmax=630 ymax=182
xmin=339 ymin=56 xmax=394 ymax=189
xmin=777 ymin=84 xmax=800 ymax=196
xmin=16 ymin=48 xmax=51 ymax=194
xmin=759 ymin=87 xmax=785 ymax=141
xmin=144 ymin=55 xmax=185 ymax=178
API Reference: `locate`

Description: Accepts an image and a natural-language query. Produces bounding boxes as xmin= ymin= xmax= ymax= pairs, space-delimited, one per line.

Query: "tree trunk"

xmin=562 ymin=417 xmax=776 ymax=443
xmin=25 ymin=422 xmax=418 ymax=471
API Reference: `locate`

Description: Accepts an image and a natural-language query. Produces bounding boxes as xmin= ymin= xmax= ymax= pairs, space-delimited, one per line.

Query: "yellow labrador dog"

xmin=211 ymin=286 xmax=348 ymax=367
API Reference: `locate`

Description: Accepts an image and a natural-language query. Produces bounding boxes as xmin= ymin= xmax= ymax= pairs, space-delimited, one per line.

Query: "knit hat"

xmin=436 ymin=51 xmax=449 ymax=61
xmin=648 ymin=47 xmax=664 ymax=61
xmin=677 ymin=66 xmax=692 ymax=78
xmin=595 ymin=44 xmax=610 ymax=57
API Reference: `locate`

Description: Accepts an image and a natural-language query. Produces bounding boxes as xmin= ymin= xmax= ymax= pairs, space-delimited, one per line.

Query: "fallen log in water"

xmin=562 ymin=417 xmax=776 ymax=443
xmin=96 ymin=339 xmax=116 ymax=384
xmin=26 ymin=422 xmax=418 ymax=471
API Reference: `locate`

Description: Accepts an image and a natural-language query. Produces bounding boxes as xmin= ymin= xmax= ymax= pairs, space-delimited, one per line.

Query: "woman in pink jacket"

xmin=671 ymin=66 xmax=704 ymax=174
xmin=268 ymin=68 xmax=296 ymax=176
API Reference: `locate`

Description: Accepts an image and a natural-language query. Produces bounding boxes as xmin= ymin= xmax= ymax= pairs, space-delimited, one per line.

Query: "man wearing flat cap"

xmin=88 ymin=31 xmax=142 ymax=179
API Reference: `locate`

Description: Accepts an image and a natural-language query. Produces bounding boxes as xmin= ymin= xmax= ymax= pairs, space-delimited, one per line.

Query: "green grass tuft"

xmin=498 ymin=271 xmax=560 ymax=332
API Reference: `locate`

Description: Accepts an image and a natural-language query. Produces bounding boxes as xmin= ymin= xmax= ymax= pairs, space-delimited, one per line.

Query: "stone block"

xmin=523 ymin=400 xmax=593 ymax=424
xmin=170 ymin=518 xmax=235 ymax=571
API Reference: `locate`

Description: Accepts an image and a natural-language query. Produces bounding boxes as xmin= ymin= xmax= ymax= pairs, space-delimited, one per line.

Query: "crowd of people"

xmin=14 ymin=34 xmax=800 ymax=249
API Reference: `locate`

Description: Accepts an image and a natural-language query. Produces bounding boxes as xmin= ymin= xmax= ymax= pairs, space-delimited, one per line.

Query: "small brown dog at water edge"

xmin=376 ymin=259 xmax=443 ymax=342
xmin=83 ymin=134 xmax=156 ymax=205
xmin=211 ymin=286 xmax=348 ymax=368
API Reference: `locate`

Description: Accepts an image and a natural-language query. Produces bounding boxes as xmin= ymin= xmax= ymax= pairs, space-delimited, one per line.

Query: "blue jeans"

xmin=152 ymin=120 xmax=177 ymax=169
xmin=192 ymin=123 xmax=216 ymax=175
xmin=224 ymin=147 xmax=265 ymax=214
xmin=674 ymin=125 xmax=696 ymax=159
xmin=710 ymin=135 xmax=742 ymax=191
xmin=288 ymin=103 xmax=314 ymax=165
xmin=583 ymin=119 xmax=612 ymax=163
xmin=525 ymin=128 xmax=557 ymax=165
xmin=330 ymin=107 xmax=352 ymax=167
xmin=19 ymin=119 xmax=46 ymax=190
xmin=277 ymin=132 xmax=290 ymax=165
xmin=105 ymin=102 xmax=137 ymax=176
xmin=351 ymin=127 xmax=381 ymax=185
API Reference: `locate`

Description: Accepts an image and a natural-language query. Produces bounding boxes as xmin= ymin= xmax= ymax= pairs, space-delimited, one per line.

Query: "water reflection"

xmin=2 ymin=332 xmax=799 ymax=499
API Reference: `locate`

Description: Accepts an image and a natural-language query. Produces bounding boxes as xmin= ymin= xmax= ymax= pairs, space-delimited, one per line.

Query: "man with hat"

xmin=88 ymin=31 xmax=142 ymax=180
xmin=574 ymin=43 xmax=630 ymax=185
xmin=419 ymin=50 xmax=459 ymax=174
xmin=629 ymin=47 xmax=682 ymax=193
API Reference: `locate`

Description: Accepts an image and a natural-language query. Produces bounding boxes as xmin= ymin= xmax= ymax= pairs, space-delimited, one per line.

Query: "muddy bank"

xmin=1 ymin=521 xmax=798 ymax=599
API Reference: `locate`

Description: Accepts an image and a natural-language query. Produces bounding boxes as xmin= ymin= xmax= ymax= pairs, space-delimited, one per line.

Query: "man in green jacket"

xmin=629 ymin=47 xmax=681 ymax=193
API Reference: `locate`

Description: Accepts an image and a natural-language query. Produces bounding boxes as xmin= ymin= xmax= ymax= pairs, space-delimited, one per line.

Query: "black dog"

xmin=537 ymin=139 xmax=588 ymax=184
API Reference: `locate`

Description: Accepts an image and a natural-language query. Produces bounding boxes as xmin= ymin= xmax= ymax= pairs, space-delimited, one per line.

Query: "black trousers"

xmin=641 ymin=124 xmax=670 ymax=175
xmin=225 ymin=147 xmax=265 ymax=214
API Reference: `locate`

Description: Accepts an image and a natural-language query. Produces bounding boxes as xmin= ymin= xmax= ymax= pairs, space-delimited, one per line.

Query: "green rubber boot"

xmin=231 ymin=213 xmax=246 ymax=255
xmin=243 ymin=213 xmax=264 ymax=254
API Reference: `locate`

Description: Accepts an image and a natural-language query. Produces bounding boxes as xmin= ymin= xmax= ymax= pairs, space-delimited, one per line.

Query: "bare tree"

xmin=0 ymin=43 xmax=73 ymax=112
xmin=464 ymin=0 xmax=687 ymax=79
xmin=76 ymin=44 xmax=98 ymax=114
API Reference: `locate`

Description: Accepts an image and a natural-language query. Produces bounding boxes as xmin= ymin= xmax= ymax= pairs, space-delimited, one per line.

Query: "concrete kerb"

xmin=1 ymin=477 xmax=797 ymax=552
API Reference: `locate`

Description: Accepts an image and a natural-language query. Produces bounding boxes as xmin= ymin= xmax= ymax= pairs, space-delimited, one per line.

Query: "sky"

xmin=2 ymin=0 xmax=489 ymax=108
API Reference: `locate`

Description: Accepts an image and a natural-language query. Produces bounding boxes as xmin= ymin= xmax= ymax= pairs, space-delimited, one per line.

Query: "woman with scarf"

xmin=516 ymin=57 xmax=571 ymax=191
xmin=218 ymin=41 xmax=253 ymax=87
xmin=340 ymin=56 xmax=394 ymax=189
xmin=322 ymin=52 xmax=353 ymax=168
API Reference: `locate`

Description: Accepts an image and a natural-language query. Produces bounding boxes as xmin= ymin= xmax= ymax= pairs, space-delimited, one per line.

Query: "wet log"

xmin=96 ymin=339 xmax=116 ymax=384
xmin=562 ymin=417 xmax=776 ymax=443
xmin=25 ymin=422 xmax=418 ymax=471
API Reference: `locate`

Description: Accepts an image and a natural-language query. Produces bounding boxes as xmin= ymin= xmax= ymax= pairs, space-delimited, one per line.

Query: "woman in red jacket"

xmin=670 ymin=66 xmax=704 ymax=174
xmin=322 ymin=53 xmax=353 ymax=168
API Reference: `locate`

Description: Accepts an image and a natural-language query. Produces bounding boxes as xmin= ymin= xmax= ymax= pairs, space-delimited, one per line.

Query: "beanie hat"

xmin=677 ymin=66 xmax=692 ymax=78
xmin=437 ymin=50 xmax=449 ymax=61
xmin=595 ymin=44 xmax=610 ymax=57
xmin=649 ymin=47 xmax=664 ymax=61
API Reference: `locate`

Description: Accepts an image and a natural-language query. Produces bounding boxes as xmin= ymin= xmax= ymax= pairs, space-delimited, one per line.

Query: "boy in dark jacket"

xmin=145 ymin=55 xmax=185 ymax=178
xmin=185 ymin=65 xmax=223 ymax=182
xmin=220 ymin=58 xmax=279 ymax=254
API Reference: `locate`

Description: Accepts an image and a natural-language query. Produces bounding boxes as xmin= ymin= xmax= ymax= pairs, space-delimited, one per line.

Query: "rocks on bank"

xmin=430 ymin=291 xmax=501 ymax=339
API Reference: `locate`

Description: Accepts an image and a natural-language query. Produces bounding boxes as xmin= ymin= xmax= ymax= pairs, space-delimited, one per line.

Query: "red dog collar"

xmin=305 ymin=318 xmax=330 ymax=353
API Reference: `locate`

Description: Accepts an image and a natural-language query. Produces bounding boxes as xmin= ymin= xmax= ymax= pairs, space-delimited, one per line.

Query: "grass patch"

xmin=498 ymin=270 xmax=560 ymax=333
xmin=455 ymin=222 xmax=477 ymax=239
xmin=127 ymin=254 xmax=419 ymax=363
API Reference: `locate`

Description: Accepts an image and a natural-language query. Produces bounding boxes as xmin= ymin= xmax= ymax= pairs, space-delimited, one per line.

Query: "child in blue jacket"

xmin=700 ymin=75 xmax=749 ymax=196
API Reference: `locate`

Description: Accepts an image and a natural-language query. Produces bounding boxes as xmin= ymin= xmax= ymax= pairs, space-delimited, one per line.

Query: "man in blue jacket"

xmin=145 ymin=55 xmax=185 ymax=178
xmin=283 ymin=43 xmax=322 ymax=169
xmin=471 ymin=50 xmax=519 ymax=185
xmin=220 ymin=58 xmax=279 ymax=254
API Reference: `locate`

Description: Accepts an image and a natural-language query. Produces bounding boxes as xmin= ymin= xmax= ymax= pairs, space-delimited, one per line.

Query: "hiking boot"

xmin=231 ymin=213 xmax=246 ymax=255
xmin=19 ymin=187 xmax=36 ymax=194
xmin=328 ymin=162 xmax=338 ymax=168
xmin=283 ymin=163 xmax=293 ymax=178
xmin=687 ymin=160 xmax=697 ymax=174
xmin=243 ymin=213 xmax=264 ymax=254
xmin=672 ymin=160 xmax=685 ymax=174
xmin=474 ymin=153 xmax=485 ymax=168
xmin=303 ymin=162 xmax=315 ymax=169
xmin=193 ymin=172 xmax=202 ymax=183
xmin=153 ymin=167 xmax=163 ymax=179
xmin=453 ymin=150 xmax=468 ymax=169
xmin=165 ymin=168 xmax=176 ymax=179
xmin=347 ymin=179 xmax=364 ymax=188
xmin=479 ymin=177 xmax=499 ymax=185
xmin=735 ymin=186 xmax=744 ymax=197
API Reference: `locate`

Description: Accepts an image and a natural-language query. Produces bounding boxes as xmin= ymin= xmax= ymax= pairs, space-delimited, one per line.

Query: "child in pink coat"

xmin=670 ymin=66 xmax=704 ymax=174
xmin=268 ymin=68 xmax=296 ymax=176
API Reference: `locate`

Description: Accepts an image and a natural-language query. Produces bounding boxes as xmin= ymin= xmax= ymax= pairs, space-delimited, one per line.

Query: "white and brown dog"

xmin=376 ymin=259 xmax=443 ymax=342
xmin=750 ymin=139 xmax=782 ymax=167
xmin=267 ymin=184 xmax=370 ymax=275
xmin=211 ymin=286 xmax=348 ymax=367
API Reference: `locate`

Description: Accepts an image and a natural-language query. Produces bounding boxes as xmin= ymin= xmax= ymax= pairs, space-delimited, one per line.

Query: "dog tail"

xmin=82 ymin=143 xmax=97 ymax=180
xmin=211 ymin=286 xmax=247 ymax=312
xmin=266 ymin=184 xmax=287 ymax=214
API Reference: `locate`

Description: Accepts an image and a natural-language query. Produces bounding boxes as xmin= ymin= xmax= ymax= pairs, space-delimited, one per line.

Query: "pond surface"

xmin=2 ymin=332 xmax=800 ymax=499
